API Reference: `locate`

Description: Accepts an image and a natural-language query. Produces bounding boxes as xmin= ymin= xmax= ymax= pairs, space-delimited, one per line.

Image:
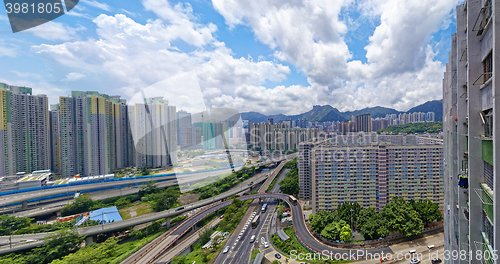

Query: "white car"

xmin=410 ymin=259 xmax=421 ymax=264
xmin=264 ymin=242 xmax=269 ymax=248
xmin=427 ymin=245 xmax=435 ymax=249
xmin=223 ymin=246 xmax=229 ymax=254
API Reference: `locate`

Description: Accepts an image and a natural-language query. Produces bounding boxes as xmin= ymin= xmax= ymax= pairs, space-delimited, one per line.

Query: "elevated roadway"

xmin=0 ymin=156 xmax=289 ymax=209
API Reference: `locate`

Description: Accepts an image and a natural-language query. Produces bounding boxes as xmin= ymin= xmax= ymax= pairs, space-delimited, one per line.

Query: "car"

xmin=427 ymin=245 xmax=435 ymax=249
xmin=223 ymin=246 xmax=229 ymax=254
xmin=219 ymin=214 xmax=224 ymax=219
xmin=250 ymin=235 xmax=256 ymax=243
xmin=380 ymin=257 xmax=391 ymax=262
xmin=275 ymin=253 xmax=282 ymax=259
xmin=264 ymin=242 xmax=269 ymax=248
xmin=410 ymin=259 xmax=421 ymax=264
xmin=409 ymin=250 xmax=417 ymax=254
xmin=431 ymin=258 xmax=442 ymax=264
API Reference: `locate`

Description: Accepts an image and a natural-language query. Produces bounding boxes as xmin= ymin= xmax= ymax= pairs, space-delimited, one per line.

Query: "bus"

xmin=289 ymin=196 xmax=298 ymax=206
xmin=261 ymin=203 xmax=268 ymax=213
xmin=252 ymin=215 xmax=260 ymax=228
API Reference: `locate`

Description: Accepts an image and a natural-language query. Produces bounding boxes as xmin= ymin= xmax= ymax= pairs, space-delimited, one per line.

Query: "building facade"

xmin=0 ymin=83 xmax=50 ymax=176
xmin=250 ymin=122 xmax=319 ymax=151
xmin=443 ymin=1 xmax=499 ymax=263
xmin=128 ymin=97 xmax=177 ymax=168
xmin=299 ymin=134 xmax=443 ymax=212
xmin=356 ymin=113 xmax=371 ymax=132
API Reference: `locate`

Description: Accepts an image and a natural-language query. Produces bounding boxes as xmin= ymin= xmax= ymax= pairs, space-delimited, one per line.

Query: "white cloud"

xmin=62 ymin=72 xmax=86 ymax=81
xmin=24 ymin=22 xmax=85 ymax=41
xmin=27 ymin=0 xmax=458 ymax=114
xmin=142 ymin=0 xmax=217 ymax=47
xmin=31 ymin=8 xmax=289 ymax=105
xmin=0 ymin=42 xmax=17 ymax=57
xmin=80 ymin=0 xmax=111 ymax=11
xmin=212 ymin=0 xmax=353 ymax=87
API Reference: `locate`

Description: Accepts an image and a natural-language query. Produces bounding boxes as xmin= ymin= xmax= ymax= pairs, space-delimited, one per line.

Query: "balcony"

xmin=474 ymin=183 xmax=494 ymax=223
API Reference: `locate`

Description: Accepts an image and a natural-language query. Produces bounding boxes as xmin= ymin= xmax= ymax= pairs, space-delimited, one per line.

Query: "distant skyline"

xmin=0 ymin=0 xmax=461 ymax=115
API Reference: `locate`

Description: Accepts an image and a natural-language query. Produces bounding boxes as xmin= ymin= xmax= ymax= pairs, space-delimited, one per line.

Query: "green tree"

xmin=340 ymin=224 xmax=352 ymax=242
xmin=49 ymin=237 xmax=118 ymax=264
xmin=337 ymin=201 xmax=362 ymax=224
xmin=171 ymin=256 xmax=188 ymax=264
xmin=380 ymin=197 xmax=424 ymax=237
xmin=114 ymin=197 xmax=130 ymax=207
xmin=61 ymin=195 xmax=96 ymax=216
xmin=409 ymin=199 xmax=443 ymax=226
xmin=146 ymin=187 xmax=180 ymax=212
xmin=140 ymin=166 xmax=150 ymax=175
xmin=31 ymin=229 xmax=84 ymax=264
xmin=199 ymin=226 xmax=212 ymax=245
xmin=320 ymin=220 xmax=346 ymax=240
xmin=0 ymin=214 xmax=31 ymax=235
xmin=139 ymin=181 xmax=158 ymax=196
xmin=357 ymin=207 xmax=388 ymax=240
xmin=309 ymin=210 xmax=339 ymax=233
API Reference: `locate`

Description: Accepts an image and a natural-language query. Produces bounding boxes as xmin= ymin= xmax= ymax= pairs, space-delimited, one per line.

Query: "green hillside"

xmin=377 ymin=122 xmax=443 ymax=134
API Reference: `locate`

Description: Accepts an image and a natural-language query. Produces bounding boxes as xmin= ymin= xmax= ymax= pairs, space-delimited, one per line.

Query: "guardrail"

xmin=144 ymin=202 xmax=229 ymax=264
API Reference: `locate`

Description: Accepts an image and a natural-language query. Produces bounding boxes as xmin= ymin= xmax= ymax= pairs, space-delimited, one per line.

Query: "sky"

xmin=0 ymin=0 xmax=461 ymax=115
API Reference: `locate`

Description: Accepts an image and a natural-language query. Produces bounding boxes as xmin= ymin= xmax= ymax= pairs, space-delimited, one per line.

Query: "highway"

xmin=0 ymin=172 xmax=270 ymax=254
xmin=0 ymin=168 xmax=236 ymax=208
xmin=120 ymin=159 xmax=290 ymax=264
xmin=213 ymin=168 xmax=290 ymax=264
xmin=11 ymin=180 xmax=180 ymax=218
xmin=0 ymin=155 xmax=290 ymax=209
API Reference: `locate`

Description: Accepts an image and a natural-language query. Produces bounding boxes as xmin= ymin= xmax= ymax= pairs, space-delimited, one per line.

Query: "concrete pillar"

xmin=84 ymin=235 xmax=94 ymax=246
xmin=56 ymin=211 xmax=61 ymax=217
xmin=22 ymin=201 xmax=27 ymax=209
xmin=165 ymin=217 xmax=170 ymax=228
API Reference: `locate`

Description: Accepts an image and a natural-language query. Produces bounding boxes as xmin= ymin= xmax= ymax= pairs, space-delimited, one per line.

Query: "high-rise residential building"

xmin=49 ymin=104 xmax=61 ymax=173
xmin=268 ymin=118 xmax=274 ymax=125
xmin=58 ymin=91 xmax=135 ymax=177
xmin=356 ymin=113 xmax=371 ymax=132
xmin=109 ymin=96 xmax=134 ymax=170
xmin=179 ymin=126 xmax=202 ymax=149
xmin=443 ymin=1 xmax=498 ymax=262
xmin=249 ymin=122 xmax=318 ymax=151
xmin=195 ymin=120 xmax=229 ymax=150
xmin=299 ymin=134 xmax=443 ymax=212
xmin=299 ymin=141 xmax=316 ymax=200
xmin=426 ymin=112 xmax=436 ymax=122
xmin=0 ymin=83 xmax=50 ymax=176
xmin=128 ymin=97 xmax=177 ymax=168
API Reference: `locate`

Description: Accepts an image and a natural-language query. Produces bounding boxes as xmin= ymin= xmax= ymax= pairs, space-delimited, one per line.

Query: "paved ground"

xmin=357 ymin=232 xmax=444 ymax=264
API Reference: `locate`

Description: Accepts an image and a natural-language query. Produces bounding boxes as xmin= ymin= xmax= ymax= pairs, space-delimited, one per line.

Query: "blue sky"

xmin=0 ymin=0 xmax=461 ymax=115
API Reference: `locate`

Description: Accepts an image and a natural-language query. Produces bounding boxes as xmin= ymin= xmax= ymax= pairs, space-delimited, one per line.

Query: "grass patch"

xmin=251 ymin=248 xmax=260 ymax=260
xmin=119 ymin=203 xmax=152 ymax=220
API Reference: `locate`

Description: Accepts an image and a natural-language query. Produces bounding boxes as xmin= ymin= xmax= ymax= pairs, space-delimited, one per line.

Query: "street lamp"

xmin=350 ymin=208 xmax=354 ymax=245
xmin=9 ymin=224 xmax=14 ymax=248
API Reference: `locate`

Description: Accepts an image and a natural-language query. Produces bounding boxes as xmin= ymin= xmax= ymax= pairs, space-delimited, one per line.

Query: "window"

xmin=483 ymin=52 xmax=493 ymax=83
xmin=483 ymin=109 xmax=493 ymax=137
xmin=483 ymin=210 xmax=494 ymax=248
xmin=484 ymin=162 xmax=493 ymax=191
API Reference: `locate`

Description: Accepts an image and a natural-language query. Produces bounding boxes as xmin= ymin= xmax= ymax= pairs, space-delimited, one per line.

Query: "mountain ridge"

xmin=240 ymin=100 xmax=443 ymax=123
